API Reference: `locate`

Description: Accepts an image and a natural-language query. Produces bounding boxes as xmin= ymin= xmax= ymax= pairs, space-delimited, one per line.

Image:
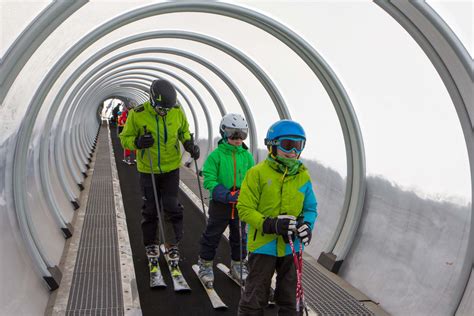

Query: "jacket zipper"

xmin=155 ymin=116 xmax=162 ymax=173
xmin=279 ymin=167 xmax=287 ymax=215
xmin=163 ymin=115 xmax=168 ymax=144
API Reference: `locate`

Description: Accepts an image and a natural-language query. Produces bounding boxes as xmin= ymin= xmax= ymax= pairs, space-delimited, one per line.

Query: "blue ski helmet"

xmin=265 ymin=119 xmax=306 ymax=142
xmin=264 ymin=120 xmax=306 ymax=154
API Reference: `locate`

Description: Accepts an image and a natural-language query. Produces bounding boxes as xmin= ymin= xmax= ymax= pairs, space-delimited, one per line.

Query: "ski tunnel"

xmin=0 ymin=1 xmax=472 ymax=315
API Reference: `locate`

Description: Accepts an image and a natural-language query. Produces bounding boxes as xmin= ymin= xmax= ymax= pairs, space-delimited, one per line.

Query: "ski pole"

xmin=229 ymin=152 xmax=244 ymax=291
xmin=288 ymin=232 xmax=309 ymax=316
xmin=238 ymin=218 xmax=244 ymax=293
xmin=190 ymin=133 xmax=207 ymax=223
xmin=144 ymin=126 xmax=167 ymax=246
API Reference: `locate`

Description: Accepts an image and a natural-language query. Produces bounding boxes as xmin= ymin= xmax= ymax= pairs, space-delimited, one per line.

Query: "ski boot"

xmin=166 ymin=246 xmax=183 ymax=278
xmin=123 ymin=157 xmax=134 ymax=165
xmin=145 ymin=244 xmax=165 ymax=288
xmin=198 ymin=257 xmax=214 ymax=288
xmin=230 ymin=259 xmax=249 ymax=285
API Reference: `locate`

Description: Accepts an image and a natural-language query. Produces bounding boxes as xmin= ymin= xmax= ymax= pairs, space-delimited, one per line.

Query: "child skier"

xmin=197 ymin=113 xmax=255 ymax=288
xmin=237 ymin=119 xmax=318 ymax=315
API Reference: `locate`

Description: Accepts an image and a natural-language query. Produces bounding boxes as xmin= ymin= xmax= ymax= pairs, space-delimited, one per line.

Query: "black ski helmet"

xmin=150 ymin=79 xmax=177 ymax=108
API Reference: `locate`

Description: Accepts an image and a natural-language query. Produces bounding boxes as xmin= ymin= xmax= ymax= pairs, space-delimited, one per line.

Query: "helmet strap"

xmin=270 ymin=146 xmax=278 ymax=156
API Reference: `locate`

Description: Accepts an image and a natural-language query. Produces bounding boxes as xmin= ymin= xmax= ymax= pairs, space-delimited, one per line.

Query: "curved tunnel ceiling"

xmin=0 ymin=1 xmax=471 ymax=315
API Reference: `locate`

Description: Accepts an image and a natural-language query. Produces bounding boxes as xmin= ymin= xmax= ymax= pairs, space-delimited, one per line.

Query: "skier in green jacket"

xmin=120 ymin=79 xmax=199 ymax=285
xmin=197 ymin=113 xmax=255 ymax=288
xmin=237 ymin=119 xmax=318 ymax=315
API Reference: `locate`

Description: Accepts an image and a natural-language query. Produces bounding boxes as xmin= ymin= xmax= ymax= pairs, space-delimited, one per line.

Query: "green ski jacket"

xmin=119 ymin=101 xmax=191 ymax=174
xmin=237 ymin=156 xmax=318 ymax=257
xmin=202 ymin=139 xmax=255 ymax=194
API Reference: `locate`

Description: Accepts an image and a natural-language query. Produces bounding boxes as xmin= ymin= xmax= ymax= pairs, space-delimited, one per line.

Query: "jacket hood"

xmin=143 ymin=101 xmax=157 ymax=115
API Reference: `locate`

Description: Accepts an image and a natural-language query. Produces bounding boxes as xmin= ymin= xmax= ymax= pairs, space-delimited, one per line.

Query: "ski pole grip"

xmin=143 ymin=125 xmax=148 ymax=134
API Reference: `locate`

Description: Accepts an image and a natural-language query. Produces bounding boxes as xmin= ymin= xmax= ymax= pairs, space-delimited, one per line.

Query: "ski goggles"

xmin=155 ymin=106 xmax=171 ymax=116
xmin=150 ymin=93 xmax=176 ymax=110
xmin=224 ymin=127 xmax=248 ymax=140
xmin=275 ymin=137 xmax=305 ymax=153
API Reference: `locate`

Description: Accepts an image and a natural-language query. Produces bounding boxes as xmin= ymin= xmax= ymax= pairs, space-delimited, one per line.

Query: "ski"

xmin=217 ymin=263 xmax=275 ymax=305
xmin=147 ymin=255 xmax=166 ymax=288
xmin=192 ymin=264 xmax=228 ymax=310
xmin=159 ymin=244 xmax=191 ymax=292
xmin=122 ymin=159 xmax=135 ymax=165
xmin=216 ymin=263 xmax=245 ymax=287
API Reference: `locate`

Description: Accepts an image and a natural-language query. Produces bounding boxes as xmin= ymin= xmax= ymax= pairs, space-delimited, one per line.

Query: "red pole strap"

xmin=288 ymin=235 xmax=307 ymax=314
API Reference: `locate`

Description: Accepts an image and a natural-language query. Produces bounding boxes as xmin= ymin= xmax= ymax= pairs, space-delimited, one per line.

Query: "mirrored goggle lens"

xmin=151 ymin=95 xmax=176 ymax=109
xmin=155 ymin=107 xmax=171 ymax=115
xmin=225 ymin=127 xmax=248 ymax=140
xmin=278 ymin=138 xmax=305 ymax=153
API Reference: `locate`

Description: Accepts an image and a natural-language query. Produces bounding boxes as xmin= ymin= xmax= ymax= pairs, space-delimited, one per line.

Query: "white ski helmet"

xmin=219 ymin=113 xmax=248 ymax=140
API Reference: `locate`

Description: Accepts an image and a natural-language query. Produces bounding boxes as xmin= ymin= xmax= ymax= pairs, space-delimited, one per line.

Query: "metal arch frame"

xmin=73 ymin=72 xmax=199 ymax=162
xmin=90 ymin=67 xmax=205 ymax=143
xmin=12 ymin=2 xmax=362 ymax=286
xmin=72 ymin=73 xmax=201 ymax=164
xmin=102 ymin=46 xmax=258 ymax=154
xmin=66 ymin=46 xmax=259 ymax=168
xmin=40 ymin=26 xmax=293 ymax=216
xmin=48 ymin=27 xmax=285 ymax=172
xmin=100 ymin=89 xmax=148 ymax=108
xmin=58 ymin=56 xmax=217 ymax=189
xmin=375 ymin=1 xmax=473 ymax=312
xmin=43 ymin=32 xmax=268 ymax=215
xmin=101 ymin=89 xmax=148 ymax=107
xmin=0 ymin=0 xmax=87 ymax=104
xmin=53 ymin=39 xmax=263 ymax=189
xmin=100 ymin=70 xmax=200 ymax=134
xmin=38 ymin=26 xmax=291 ymax=243
xmin=38 ymin=85 xmax=145 ymax=239
xmin=63 ymin=56 xmax=218 ymax=173
xmin=71 ymin=78 xmax=152 ymax=173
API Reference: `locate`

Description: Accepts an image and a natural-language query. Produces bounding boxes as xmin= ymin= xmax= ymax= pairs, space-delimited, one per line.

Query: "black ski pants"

xmin=199 ymin=200 xmax=247 ymax=261
xmin=238 ymin=253 xmax=297 ymax=316
xmin=139 ymin=169 xmax=183 ymax=246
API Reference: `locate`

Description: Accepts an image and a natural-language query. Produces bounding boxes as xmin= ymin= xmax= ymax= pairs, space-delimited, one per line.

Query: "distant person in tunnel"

xmin=110 ymin=102 xmax=121 ymax=127
xmin=119 ymin=79 xmax=200 ymax=283
xmin=197 ymin=113 xmax=255 ymax=288
xmin=237 ymin=119 xmax=318 ymax=316
xmin=118 ymin=106 xmax=135 ymax=165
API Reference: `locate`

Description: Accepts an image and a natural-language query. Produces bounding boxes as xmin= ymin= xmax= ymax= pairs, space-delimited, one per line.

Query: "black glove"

xmin=183 ymin=140 xmax=200 ymax=159
xmin=296 ymin=222 xmax=312 ymax=246
xmin=135 ymin=133 xmax=154 ymax=149
xmin=262 ymin=215 xmax=297 ymax=243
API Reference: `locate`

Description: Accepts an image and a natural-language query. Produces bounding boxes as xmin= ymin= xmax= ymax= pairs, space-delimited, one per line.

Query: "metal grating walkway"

xmin=66 ymin=127 xmax=123 ymax=316
xmin=303 ymin=262 xmax=374 ymax=315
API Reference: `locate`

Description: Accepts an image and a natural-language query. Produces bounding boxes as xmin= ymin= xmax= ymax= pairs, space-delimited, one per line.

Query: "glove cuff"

xmin=183 ymin=139 xmax=193 ymax=152
xmin=262 ymin=217 xmax=276 ymax=234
